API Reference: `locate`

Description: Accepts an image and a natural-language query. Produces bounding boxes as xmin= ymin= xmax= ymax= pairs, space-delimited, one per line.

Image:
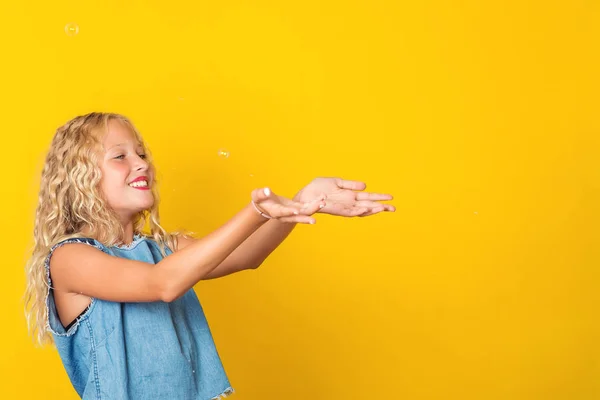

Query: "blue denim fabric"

xmin=44 ymin=235 xmax=233 ymax=400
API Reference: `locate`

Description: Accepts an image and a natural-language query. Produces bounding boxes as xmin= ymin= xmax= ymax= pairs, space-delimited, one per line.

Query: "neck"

xmin=79 ymin=217 xmax=138 ymax=245
xmin=121 ymin=221 xmax=136 ymax=245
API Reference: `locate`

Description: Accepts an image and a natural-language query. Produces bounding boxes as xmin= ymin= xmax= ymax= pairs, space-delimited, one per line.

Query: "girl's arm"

xmin=177 ymin=177 xmax=395 ymax=279
xmin=175 ymin=218 xmax=298 ymax=280
xmin=49 ymin=188 xmax=323 ymax=303
xmin=50 ymin=202 xmax=269 ymax=303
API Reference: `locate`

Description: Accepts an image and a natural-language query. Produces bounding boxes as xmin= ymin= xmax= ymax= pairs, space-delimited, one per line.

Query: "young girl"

xmin=23 ymin=112 xmax=394 ymax=399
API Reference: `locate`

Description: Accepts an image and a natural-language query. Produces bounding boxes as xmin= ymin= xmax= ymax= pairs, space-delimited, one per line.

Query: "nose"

xmin=133 ymin=155 xmax=149 ymax=172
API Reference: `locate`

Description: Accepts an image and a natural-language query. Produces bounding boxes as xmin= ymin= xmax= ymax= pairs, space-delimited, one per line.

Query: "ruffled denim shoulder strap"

xmin=44 ymin=237 xmax=108 ymax=336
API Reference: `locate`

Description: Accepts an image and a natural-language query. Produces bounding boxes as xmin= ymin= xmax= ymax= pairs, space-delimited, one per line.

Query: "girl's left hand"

xmin=293 ymin=177 xmax=395 ymax=217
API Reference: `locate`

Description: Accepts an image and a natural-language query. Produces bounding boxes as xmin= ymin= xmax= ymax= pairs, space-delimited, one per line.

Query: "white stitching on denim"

xmin=84 ymin=318 xmax=102 ymax=399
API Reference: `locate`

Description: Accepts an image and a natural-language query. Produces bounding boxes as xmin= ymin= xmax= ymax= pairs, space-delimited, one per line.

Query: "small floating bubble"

xmin=64 ymin=23 xmax=80 ymax=36
xmin=217 ymin=149 xmax=230 ymax=159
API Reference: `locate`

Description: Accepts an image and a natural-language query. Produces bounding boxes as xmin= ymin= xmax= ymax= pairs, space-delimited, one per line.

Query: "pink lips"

xmin=129 ymin=176 xmax=150 ymax=191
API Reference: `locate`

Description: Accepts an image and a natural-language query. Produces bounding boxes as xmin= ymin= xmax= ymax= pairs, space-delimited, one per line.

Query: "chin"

xmin=140 ymin=199 xmax=155 ymax=210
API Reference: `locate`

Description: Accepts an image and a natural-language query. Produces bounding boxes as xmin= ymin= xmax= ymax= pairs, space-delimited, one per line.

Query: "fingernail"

xmin=264 ymin=187 xmax=270 ymax=196
xmin=293 ymin=211 xmax=299 ymax=215
xmin=319 ymin=204 xmax=324 ymax=208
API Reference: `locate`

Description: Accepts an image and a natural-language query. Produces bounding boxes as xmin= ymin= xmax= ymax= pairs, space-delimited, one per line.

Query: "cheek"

xmin=99 ymin=167 xmax=128 ymax=194
xmin=105 ymin=164 xmax=129 ymax=181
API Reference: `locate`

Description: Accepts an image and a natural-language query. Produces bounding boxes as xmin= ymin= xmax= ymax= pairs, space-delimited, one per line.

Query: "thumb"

xmin=252 ymin=187 xmax=272 ymax=203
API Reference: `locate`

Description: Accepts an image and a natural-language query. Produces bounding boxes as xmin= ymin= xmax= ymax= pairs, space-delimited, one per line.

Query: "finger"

xmin=340 ymin=203 xmax=385 ymax=217
xmin=356 ymin=192 xmax=393 ymax=201
xmin=354 ymin=200 xmax=395 ymax=212
xmin=358 ymin=203 xmax=395 ymax=214
xmin=252 ymin=187 xmax=273 ymax=202
xmin=335 ymin=178 xmax=367 ymax=191
xmin=353 ymin=207 xmax=371 ymax=216
xmin=366 ymin=203 xmax=395 ymax=212
xmin=269 ymin=205 xmax=303 ymax=218
xmin=357 ymin=207 xmax=382 ymax=217
xmin=358 ymin=204 xmax=395 ymax=217
xmin=354 ymin=200 xmax=390 ymax=209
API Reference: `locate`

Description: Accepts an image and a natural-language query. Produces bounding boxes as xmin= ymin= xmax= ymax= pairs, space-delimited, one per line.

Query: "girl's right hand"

xmin=251 ymin=187 xmax=326 ymax=224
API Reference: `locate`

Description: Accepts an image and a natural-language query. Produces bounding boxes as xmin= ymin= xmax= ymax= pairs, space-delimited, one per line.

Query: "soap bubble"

xmin=64 ymin=23 xmax=79 ymax=36
xmin=217 ymin=149 xmax=230 ymax=159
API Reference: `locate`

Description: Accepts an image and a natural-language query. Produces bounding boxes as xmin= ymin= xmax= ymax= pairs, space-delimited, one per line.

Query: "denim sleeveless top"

xmin=44 ymin=235 xmax=234 ymax=400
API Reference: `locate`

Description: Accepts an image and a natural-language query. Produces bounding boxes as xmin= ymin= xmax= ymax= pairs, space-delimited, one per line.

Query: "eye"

xmin=138 ymin=154 xmax=147 ymax=159
xmin=114 ymin=155 xmax=125 ymax=160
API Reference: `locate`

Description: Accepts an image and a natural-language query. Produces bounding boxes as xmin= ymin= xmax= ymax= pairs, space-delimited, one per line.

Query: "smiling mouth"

xmin=129 ymin=180 xmax=150 ymax=190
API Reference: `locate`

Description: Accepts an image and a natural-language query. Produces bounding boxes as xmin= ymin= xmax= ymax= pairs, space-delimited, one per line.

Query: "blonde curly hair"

xmin=24 ymin=112 xmax=183 ymax=347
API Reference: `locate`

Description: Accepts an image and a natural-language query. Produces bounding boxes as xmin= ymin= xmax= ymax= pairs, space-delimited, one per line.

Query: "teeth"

xmin=129 ymin=180 xmax=148 ymax=188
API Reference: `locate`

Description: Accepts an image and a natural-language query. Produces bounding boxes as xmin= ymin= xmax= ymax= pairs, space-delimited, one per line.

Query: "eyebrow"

xmin=107 ymin=143 xmax=144 ymax=151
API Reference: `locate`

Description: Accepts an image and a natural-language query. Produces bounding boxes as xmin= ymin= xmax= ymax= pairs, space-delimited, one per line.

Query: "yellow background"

xmin=1 ymin=0 xmax=597 ymax=399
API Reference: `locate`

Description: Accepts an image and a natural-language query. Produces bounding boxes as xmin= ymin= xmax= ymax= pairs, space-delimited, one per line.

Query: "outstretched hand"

xmin=251 ymin=187 xmax=326 ymax=224
xmin=293 ymin=177 xmax=395 ymax=217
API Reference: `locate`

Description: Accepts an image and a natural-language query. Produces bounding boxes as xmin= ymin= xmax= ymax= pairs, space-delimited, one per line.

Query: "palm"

xmin=251 ymin=187 xmax=326 ymax=224
xmin=293 ymin=177 xmax=395 ymax=217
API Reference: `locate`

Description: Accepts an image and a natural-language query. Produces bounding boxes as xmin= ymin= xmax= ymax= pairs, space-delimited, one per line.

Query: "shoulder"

xmin=48 ymin=237 xmax=108 ymax=266
xmin=47 ymin=237 xmax=106 ymax=261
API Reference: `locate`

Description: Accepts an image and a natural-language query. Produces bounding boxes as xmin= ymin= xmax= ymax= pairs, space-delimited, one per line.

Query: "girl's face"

xmin=99 ymin=120 xmax=154 ymax=221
